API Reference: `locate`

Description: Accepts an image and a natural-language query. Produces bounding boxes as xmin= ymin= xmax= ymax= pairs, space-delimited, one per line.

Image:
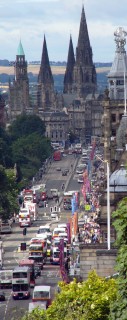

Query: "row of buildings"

xmin=0 ymin=6 xmax=127 ymax=171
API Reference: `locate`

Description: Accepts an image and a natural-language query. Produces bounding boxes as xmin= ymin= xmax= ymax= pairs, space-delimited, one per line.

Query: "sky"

xmin=0 ymin=0 xmax=127 ymax=63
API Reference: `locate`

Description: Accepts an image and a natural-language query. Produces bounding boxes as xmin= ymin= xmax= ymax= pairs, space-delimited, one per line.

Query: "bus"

xmin=23 ymin=189 xmax=33 ymax=204
xmin=53 ymin=150 xmax=61 ymax=161
xmin=32 ymin=285 xmax=51 ymax=308
xmin=30 ymin=238 xmax=47 ymax=257
xmin=63 ymin=191 xmax=80 ymax=210
xmin=29 ymin=243 xmax=46 ymax=269
xmin=29 ymin=203 xmax=38 ymax=222
xmin=12 ymin=266 xmax=30 ymax=299
xmin=52 ymin=227 xmax=66 ymax=239
xmin=0 ymin=270 xmax=13 ymax=289
xmin=19 ymin=259 xmax=35 ymax=287
xmin=50 ymin=247 xmax=67 ymax=265
xmin=19 ymin=208 xmax=31 ymax=227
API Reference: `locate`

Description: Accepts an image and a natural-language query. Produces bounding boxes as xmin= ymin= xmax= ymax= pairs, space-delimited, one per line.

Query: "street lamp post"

xmin=96 ymin=156 xmax=110 ymax=250
xmin=106 ymin=161 xmax=110 ymax=250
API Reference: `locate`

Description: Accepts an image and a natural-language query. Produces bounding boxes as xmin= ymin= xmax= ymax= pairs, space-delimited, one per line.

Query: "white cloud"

xmin=0 ymin=0 xmax=127 ymax=62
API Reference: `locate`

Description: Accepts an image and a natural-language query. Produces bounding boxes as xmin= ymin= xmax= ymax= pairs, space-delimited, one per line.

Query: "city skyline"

xmin=0 ymin=0 xmax=127 ymax=63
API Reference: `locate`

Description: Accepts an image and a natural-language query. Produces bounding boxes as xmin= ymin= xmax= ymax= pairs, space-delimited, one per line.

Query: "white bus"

xmin=19 ymin=208 xmax=31 ymax=227
xmin=0 ymin=269 xmax=13 ymax=289
xmin=28 ymin=203 xmax=38 ymax=222
xmin=50 ymin=247 xmax=67 ymax=265
xmin=32 ymin=285 xmax=51 ymax=308
xmin=12 ymin=266 xmax=30 ymax=299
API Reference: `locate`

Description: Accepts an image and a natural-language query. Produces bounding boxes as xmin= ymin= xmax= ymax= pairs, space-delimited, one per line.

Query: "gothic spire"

xmin=76 ymin=5 xmax=91 ymax=64
xmin=41 ymin=35 xmax=50 ymax=66
xmin=72 ymin=5 xmax=97 ymax=97
xmin=38 ymin=35 xmax=54 ymax=84
xmin=63 ymin=35 xmax=75 ymax=93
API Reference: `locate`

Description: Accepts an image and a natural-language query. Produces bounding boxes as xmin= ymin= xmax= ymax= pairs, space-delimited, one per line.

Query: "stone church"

xmin=8 ymin=6 xmax=103 ymax=144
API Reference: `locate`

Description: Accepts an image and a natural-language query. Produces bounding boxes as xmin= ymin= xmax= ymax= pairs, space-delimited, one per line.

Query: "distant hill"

xmin=0 ymin=59 xmax=112 ymax=68
xmin=0 ymin=61 xmax=111 ymax=93
xmin=0 ymin=60 xmax=10 ymax=66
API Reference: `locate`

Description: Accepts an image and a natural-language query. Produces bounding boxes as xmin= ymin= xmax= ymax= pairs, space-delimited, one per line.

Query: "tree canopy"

xmin=19 ymin=271 xmax=117 ymax=320
xmin=109 ymin=197 xmax=127 ymax=320
xmin=8 ymin=114 xmax=46 ymax=141
xmin=0 ymin=114 xmax=52 ymax=219
xmin=0 ymin=165 xmax=19 ymax=220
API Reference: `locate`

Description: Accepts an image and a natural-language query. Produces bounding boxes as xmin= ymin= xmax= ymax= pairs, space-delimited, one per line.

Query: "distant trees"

xmin=9 ymin=114 xmax=46 ymax=140
xmin=0 ymin=114 xmax=52 ymax=219
xmin=6 ymin=114 xmax=52 ymax=182
xmin=0 ymin=166 xmax=19 ymax=220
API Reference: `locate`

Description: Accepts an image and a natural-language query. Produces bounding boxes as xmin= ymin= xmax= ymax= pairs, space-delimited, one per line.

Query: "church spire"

xmin=63 ymin=35 xmax=75 ymax=93
xmin=38 ymin=35 xmax=54 ymax=84
xmin=76 ymin=5 xmax=91 ymax=64
xmin=41 ymin=35 xmax=50 ymax=66
xmin=37 ymin=35 xmax=55 ymax=110
xmin=73 ymin=6 xmax=97 ymax=97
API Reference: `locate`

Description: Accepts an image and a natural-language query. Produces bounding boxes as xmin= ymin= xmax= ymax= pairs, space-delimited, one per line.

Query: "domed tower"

xmin=72 ymin=5 xmax=97 ymax=97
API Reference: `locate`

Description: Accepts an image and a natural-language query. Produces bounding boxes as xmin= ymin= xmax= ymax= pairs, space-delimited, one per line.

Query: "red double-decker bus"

xmin=19 ymin=259 xmax=35 ymax=287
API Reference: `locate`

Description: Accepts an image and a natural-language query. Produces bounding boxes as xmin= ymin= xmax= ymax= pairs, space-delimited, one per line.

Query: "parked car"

xmin=62 ymin=170 xmax=67 ymax=176
xmin=56 ymin=167 xmax=61 ymax=171
xmin=0 ymin=291 xmax=5 ymax=301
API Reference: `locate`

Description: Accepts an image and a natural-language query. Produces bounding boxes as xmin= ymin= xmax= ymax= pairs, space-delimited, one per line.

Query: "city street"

xmin=0 ymin=153 xmax=82 ymax=320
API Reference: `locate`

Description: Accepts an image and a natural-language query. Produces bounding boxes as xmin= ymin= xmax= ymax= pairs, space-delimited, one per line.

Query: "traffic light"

xmin=23 ymin=227 xmax=27 ymax=236
xmin=20 ymin=242 xmax=26 ymax=251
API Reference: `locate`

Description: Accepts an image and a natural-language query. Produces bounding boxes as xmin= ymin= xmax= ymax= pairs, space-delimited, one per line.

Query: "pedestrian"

xmin=62 ymin=183 xmax=65 ymax=190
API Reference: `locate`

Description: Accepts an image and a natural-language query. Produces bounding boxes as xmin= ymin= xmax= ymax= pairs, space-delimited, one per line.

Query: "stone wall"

xmin=80 ymin=243 xmax=117 ymax=280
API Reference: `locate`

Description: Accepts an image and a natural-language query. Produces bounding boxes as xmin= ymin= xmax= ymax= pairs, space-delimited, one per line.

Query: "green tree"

xmin=0 ymin=126 xmax=12 ymax=167
xmin=9 ymin=114 xmax=46 ymax=141
xmin=109 ymin=197 xmax=127 ymax=320
xmin=0 ymin=166 xmax=19 ymax=220
xmin=20 ymin=271 xmax=117 ymax=320
xmin=11 ymin=133 xmax=52 ymax=180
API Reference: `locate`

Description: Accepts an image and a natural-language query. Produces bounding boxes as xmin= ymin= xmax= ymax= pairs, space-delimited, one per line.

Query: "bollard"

xmin=17 ymin=245 xmax=20 ymax=253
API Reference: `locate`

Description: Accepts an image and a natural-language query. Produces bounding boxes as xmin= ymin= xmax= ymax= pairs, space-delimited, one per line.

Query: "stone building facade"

xmin=8 ymin=6 xmax=102 ymax=144
xmin=9 ymin=40 xmax=30 ymax=121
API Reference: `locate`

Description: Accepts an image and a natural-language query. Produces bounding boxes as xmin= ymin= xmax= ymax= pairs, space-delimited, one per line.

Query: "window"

xmin=54 ymin=252 xmax=60 ymax=258
xmin=112 ymin=129 xmax=116 ymax=136
xmin=12 ymin=284 xmax=28 ymax=291
xmin=34 ymin=291 xmax=49 ymax=298
xmin=13 ymin=272 xmax=27 ymax=278
xmin=111 ymin=114 xmax=116 ymax=122
xmin=116 ymin=80 xmax=124 ymax=85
